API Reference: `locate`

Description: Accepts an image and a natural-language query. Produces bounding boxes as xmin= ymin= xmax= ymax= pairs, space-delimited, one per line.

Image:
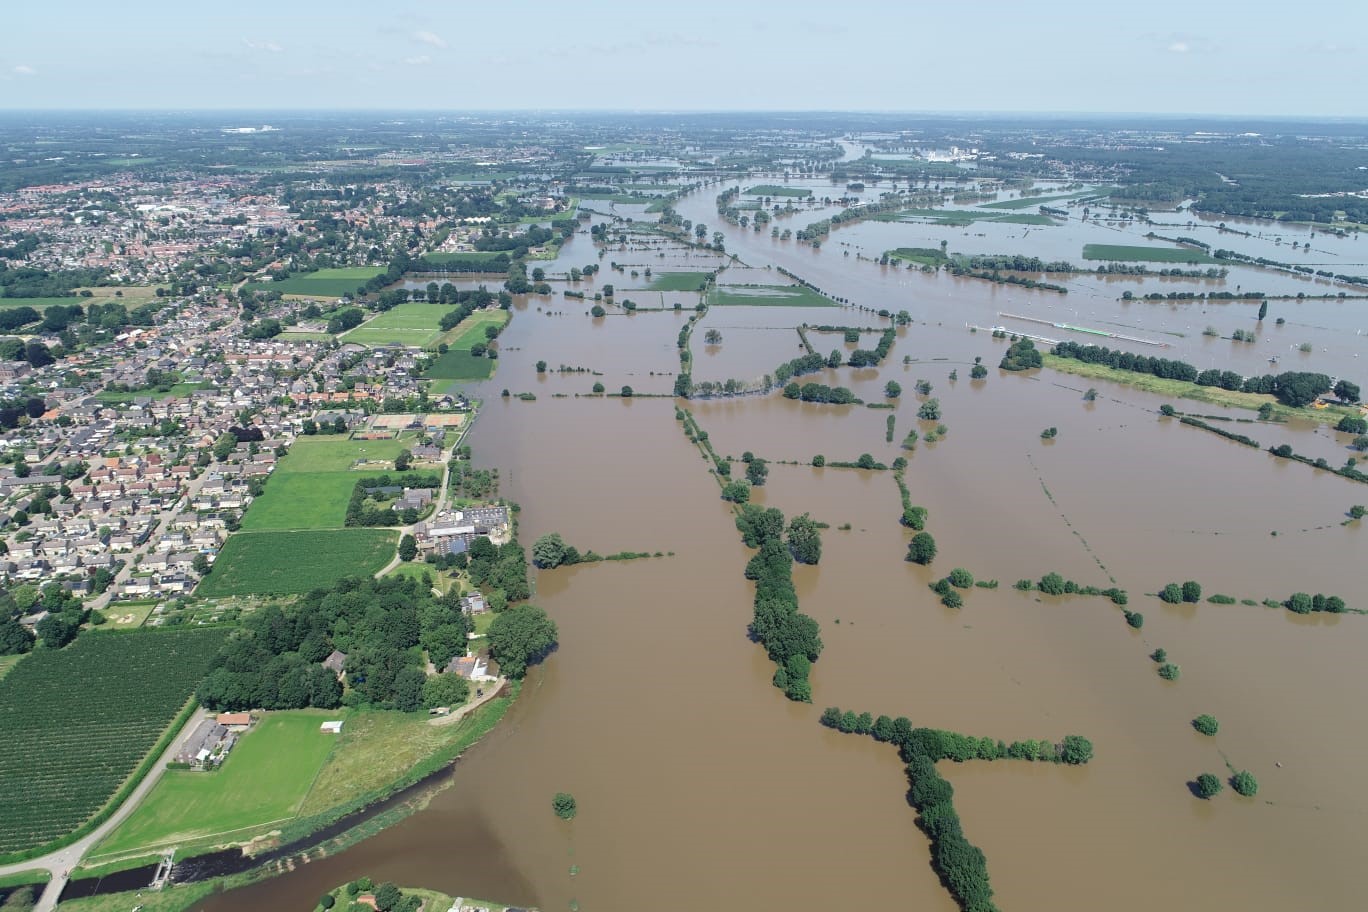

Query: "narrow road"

xmin=373 ymin=433 xmax=460 ymax=580
xmin=0 ymin=707 xmax=210 ymax=912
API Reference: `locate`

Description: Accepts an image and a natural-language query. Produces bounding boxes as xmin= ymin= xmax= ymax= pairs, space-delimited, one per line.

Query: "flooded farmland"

xmin=197 ymin=176 xmax=1368 ymax=912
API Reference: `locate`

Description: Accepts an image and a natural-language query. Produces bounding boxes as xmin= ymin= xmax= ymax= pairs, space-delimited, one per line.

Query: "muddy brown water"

xmin=197 ymin=184 xmax=1367 ymax=911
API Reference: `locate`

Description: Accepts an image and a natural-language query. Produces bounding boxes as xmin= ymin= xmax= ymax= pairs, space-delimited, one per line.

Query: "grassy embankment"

xmin=978 ymin=189 xmax=1095 ymax=210
xmin=1041 ymin=353 xmax=1358 ymax=424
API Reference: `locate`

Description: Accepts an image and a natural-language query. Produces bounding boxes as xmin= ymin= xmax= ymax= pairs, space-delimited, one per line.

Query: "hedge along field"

xmin=341 ymin=302 xmax=450 ymax=348
xmin=0 ymin=628 xmax=228 ymax=858
xmin=1082 ymin=243 xmax=1220 ymax=264
xmin=243 ymin=267 xmax=387 ymax=298
xmin=195 ymin=529 xmax=397 ymax=598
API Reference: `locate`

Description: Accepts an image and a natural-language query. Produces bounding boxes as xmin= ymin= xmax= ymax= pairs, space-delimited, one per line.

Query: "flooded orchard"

xmin=197 ymin=179 xmax=1368 ymax=912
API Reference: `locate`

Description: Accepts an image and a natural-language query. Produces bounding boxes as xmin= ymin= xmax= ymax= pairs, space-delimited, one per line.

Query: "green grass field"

xmin=244 ymin=267 xmax=387 ymax=298
xmin=646 ymin=271 xmax=712 ymax=292
xmin=275 ymin=435 xmax=412 ymax=473
xmin=342 ymin=302 xmax=452 ymax=348
xmin=886 ymin=247 xmax=950 ymax=267
xmin=979 ymin=190 xmax=1095 ymax=210
xmin=1082 ymin=244 xmax=1219 ymax=264
xmin=878 ymin=208 xmax=1060 ymax=227
xmin=419 ymin=251 xmax=507 ymax=268
xmin=237 ymin=436 xmax=415 ymax=532
xmin=91 ymin=710 xmax=347 ymax=860
xmin=440 ymin=308 xmax=509 ymax=350
xmin=709 ymin=284 xmax=835 ymax=307
xmin=423 ymin=349 xmax=494 ymax=380
xmin=744 ymin=185 xmax=812 ymax=197
xmin=94 ymin=383 xmax=202 ymax=404
xmin=239 ymin=473 xmax=361 ymax=531
xmin=196 ymin=530 xmax=396 ymax=598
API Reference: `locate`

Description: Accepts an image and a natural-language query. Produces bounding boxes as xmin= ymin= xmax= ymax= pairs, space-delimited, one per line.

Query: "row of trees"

xmin=736 ymin=505 xmax=822 ymax=703
xmin=820 ymin=707 xmax=1093 ymax=912
xmin=782 ymin=381 xmax=856 ymax=404
xmin=1053 ymin=341 xmax=1358 ymax=407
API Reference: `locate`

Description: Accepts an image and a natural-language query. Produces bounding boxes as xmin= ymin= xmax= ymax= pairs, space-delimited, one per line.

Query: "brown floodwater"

xmin=198 ymin=181 xmax=1368 ymax=912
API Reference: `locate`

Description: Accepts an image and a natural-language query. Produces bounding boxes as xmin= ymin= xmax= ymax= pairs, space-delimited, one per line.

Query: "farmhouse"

xmin=175 ymin=718 xmax=236 ymax=769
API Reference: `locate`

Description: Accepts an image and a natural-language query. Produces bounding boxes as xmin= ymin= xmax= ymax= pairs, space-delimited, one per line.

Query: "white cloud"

xmin=404 ymin=55 xmax=431 ymax=66
xmin=1167 ymin=41 xmax=1189 ymax=53
xmin=13 ymin=65 xmax=37 ymax=76
xmin=413 ymin=30 xmax=447 ymax=49
xmin=243 ymin=39 xmax=284 ymax=52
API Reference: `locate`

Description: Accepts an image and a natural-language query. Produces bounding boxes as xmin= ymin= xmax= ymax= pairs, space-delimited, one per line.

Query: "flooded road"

xmin=198 ymin=180 xmax=1368 ymax=912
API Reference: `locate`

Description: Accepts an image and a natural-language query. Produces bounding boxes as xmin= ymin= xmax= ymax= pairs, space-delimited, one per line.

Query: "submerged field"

xmin=709 ymin=284 xmax=835 ymax=307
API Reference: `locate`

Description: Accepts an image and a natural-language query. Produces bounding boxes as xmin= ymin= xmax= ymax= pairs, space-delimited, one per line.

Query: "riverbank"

xmin=65 ymin=682 xmax=520 ymax=903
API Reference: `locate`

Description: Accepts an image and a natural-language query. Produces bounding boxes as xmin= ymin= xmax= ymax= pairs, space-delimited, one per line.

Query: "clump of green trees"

xmin=553 ymin=792 xmax=577 ymax=819
xmin=1030 ymin=572 xmax=1128 ymax=604
xmin=907 ymin=532 xmax=937 ymax=565
xmin=999 ymin=337 xmax=1043 ymax=371
xmin=1159 ymin=580 xmax=1203 ymax=604
xmin=1283 ymin=592 xmax=1347 ymax=614
xmin=1193 ymin=714 xmax=1219 ymax=736
xmin=737 ymin=505 xmax=823 ymax=703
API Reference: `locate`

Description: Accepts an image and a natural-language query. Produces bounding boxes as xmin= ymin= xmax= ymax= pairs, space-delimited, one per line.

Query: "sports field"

xmin=90 ymin=710 xmax=347 ymax=860
xmin=195 ymin=530 xmax=396 ymax=598
xmin=244 ymin=267 xmax=387 ymax=298
xmin=342 ymin=302 xmax=451 ymax=348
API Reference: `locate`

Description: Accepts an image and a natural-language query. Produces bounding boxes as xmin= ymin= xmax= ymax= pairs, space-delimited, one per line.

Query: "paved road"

xmin=373 ymin=434 xmax=460 ymax=579
xmin=0 ymin=707 xmax=209 ymax=912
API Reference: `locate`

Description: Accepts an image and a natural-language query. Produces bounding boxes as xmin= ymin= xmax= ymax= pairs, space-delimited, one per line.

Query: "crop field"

xmin=0 ymin=628 xmax=228 ymax=857
xmin=744 ymin=185 xmax=812 ymax=197
xmin=243 ymin=267 xmax=386 ymax=298
xmin=440 ymin=308 xmax=509 ymax=350
xmin=194 ymin=530 xmax=396 ymax=598
xmin=1082 ymin=244 xmax=1220 ymax=264
xmin=342 ymin=302 xmax=450 ymax=348
xmin=423 ymin=349 xmax=494 ymax=380
xmin=709 ymin=284 xmax=835 ymax=307
xmin=645 ymin=271 xmax=712 ymax=292
xmin=91 ymin=710 xmax=346 ymax=860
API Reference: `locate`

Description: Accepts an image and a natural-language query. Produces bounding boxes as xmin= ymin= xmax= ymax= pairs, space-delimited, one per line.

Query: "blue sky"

xmin=0 ymin=0 xmax=1363 ymax=116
